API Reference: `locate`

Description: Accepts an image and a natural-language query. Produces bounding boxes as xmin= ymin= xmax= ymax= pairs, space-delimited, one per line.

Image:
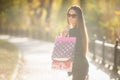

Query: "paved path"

xmin=0 ymin=35 xmax=112 ymax=80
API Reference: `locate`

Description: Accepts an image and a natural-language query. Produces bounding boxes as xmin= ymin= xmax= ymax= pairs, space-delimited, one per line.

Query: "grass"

xmin=0 ymin=39 xmax=19 ymax=80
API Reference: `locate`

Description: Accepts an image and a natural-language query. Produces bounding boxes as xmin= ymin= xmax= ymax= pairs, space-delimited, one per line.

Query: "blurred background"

xmin=0 ymin=0 xmax=120 ymax=80
xmin=0 ymin=0 xmax=120 ymax=43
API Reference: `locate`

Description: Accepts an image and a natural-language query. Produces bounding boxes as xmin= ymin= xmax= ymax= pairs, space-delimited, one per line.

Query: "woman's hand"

xmin=61 ymin=29 xmax=69 ymax=37
xmin=67 ymin=72 xmax=72 ymax=76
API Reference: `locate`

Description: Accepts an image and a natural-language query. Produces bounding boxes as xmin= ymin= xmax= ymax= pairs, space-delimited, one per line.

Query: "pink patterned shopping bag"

xmin=51 ymin=59 xmax=72 ymax=71
xmin=52 ymin=37 xmax=76 ymax=59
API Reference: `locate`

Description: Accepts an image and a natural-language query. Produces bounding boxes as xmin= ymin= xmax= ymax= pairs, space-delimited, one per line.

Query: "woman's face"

xmin=67 ymin=9 xmax=78 ymax=27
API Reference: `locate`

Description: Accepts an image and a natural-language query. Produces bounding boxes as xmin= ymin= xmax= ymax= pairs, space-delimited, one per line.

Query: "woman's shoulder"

xmin=69 ymin=27 xmax=78 ymax=33
xmin=69 ymin=27 xmax=77 ymax=36
xmin=60 ymin=29 xmax=69 ymax=37
xmin=69 ymin=27 xmax=81 ymax=38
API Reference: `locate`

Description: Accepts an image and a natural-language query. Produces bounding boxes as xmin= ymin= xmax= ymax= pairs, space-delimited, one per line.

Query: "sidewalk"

xmin=0 ymin=35 xmax=112 ymax=80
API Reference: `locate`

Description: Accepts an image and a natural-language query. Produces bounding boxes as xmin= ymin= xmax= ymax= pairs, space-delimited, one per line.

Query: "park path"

xmin=0 ymin=35 xmax=111 ymax=80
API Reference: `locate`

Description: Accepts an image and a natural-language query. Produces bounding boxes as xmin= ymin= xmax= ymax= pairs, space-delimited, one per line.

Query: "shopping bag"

xmin=51 ymin=59 xmax=72 ymax=71
xmin=52 ymin=36 xmax=76 ymax=59
xmin=51 ymin=36 xmax=76 ymax=71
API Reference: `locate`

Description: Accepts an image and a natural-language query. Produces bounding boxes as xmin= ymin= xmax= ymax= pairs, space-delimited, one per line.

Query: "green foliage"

xmin=0 ymin=0 xmax=120 ymax=43
xmin=85 ymin=0 xmax=120 ymax=42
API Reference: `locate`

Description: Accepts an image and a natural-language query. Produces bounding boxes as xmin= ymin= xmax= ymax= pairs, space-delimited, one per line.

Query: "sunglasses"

xmin=67 ymin=13 xmax=77 ymax=18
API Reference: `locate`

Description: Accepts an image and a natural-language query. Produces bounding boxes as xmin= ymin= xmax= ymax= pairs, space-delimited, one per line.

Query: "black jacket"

xmin=69 ymin=27 xmax=89 ymax=73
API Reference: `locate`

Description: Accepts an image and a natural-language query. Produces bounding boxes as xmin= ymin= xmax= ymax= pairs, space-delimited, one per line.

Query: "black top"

xmin=69 ymin=27 xmax=89 ymax=72
xmin=69 ymin=27 xmax=84 ymax=59
xmin=68 ymin=27 xmax=89 ymax=78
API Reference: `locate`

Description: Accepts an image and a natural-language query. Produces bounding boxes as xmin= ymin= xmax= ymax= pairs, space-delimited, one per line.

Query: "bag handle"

xmin=61 ymin=29 xmax=69 ymax=37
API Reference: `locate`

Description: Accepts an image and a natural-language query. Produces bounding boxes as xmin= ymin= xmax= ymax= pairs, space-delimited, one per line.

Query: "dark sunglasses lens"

xmin=67 ymin=14 xmax=77 ymax=18
xmin=72 ymin=14 xmax=77 ymax=18
xmin=67 ymin=14 xmax=71 ymax=17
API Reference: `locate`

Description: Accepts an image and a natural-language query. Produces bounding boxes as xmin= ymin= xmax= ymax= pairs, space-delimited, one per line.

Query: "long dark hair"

xmin=67 ymin=5 xmax=88 ymax=55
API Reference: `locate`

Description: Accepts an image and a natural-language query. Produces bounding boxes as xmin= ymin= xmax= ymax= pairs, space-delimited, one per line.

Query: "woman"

xmin=63 ymin=5 xmax=89 ymax=80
